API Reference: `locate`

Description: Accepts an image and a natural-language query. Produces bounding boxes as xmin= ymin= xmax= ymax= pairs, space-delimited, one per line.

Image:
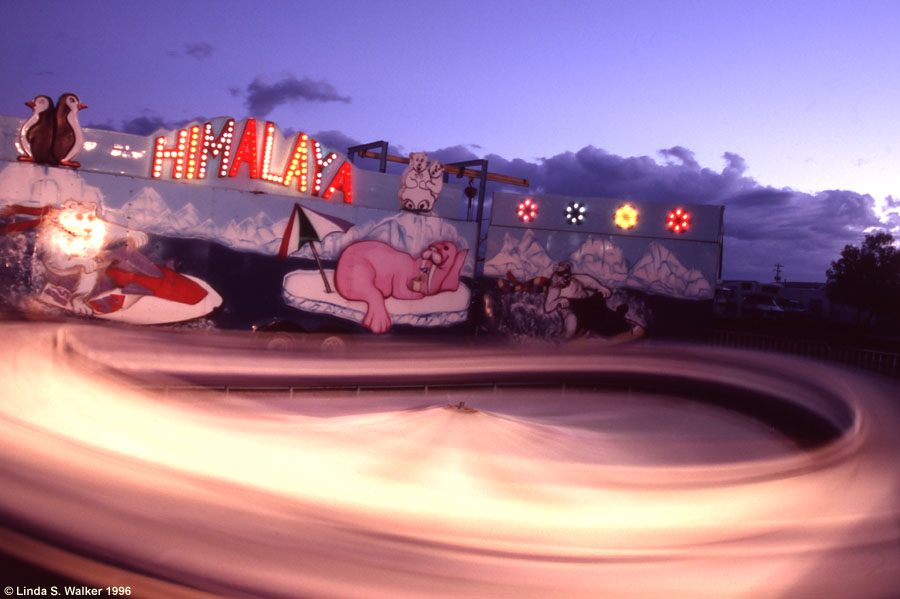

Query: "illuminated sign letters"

xmin=152 ymin=118 xmax=352 ymax=203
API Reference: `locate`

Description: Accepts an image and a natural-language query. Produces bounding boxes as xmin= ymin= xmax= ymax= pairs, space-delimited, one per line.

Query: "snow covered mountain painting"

xmin=111 ymin=186 xmax=286 ymax=255
xmin=485 ymin=230 xmax=713 ymax=301
xmin=569 ymin=237 xmax=630 ymax=287
xmin=627 ymin=242 xmax=713 ymax=299
xmin=484 ymin=229 xmax=553 ymax=280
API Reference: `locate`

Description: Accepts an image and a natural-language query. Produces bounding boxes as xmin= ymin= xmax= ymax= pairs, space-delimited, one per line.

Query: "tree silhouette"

xmin=826 ymin=231 xmax=900 ymax=328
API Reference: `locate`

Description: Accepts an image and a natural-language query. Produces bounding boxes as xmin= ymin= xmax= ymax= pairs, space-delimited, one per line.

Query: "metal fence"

xmin=711 ymin=330 xmax=900 ymax=379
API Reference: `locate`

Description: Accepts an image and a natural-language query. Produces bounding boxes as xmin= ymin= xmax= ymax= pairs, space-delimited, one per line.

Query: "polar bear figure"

xmin=398 ymin=152 xmax=444 ymax=212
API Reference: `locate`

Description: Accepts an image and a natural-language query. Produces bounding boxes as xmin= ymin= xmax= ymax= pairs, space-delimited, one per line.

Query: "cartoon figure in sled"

xmin=1 ymin=200 xmax=221 ymax=324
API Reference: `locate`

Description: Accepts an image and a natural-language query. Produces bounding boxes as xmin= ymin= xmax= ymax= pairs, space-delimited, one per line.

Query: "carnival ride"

xmin=0 ymin=323 xmax=897 ymax=598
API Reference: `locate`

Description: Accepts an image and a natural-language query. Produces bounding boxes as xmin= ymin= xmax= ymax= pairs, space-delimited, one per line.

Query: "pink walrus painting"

xmin=335 ymin=240 xmax=468 ymax=333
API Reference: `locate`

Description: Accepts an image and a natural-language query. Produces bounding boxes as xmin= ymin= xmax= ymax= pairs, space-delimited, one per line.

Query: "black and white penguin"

xmin=52 ymin=93 xmax=87 ymax=168
xmin=17 ymin=95 xmax=55 ymax=164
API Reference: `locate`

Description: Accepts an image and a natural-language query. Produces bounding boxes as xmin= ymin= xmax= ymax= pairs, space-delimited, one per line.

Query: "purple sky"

xmin=2 ymin=0 xmax=898 ymax=281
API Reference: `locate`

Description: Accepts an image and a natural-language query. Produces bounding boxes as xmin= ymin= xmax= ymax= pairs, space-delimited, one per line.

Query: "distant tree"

xmin=826 ymin=231 xmax=900 ymax=328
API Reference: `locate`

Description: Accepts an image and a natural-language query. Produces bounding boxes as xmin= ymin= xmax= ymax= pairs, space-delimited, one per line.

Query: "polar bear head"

xmin=408 ymin=152 xmax=428 ymax=173
xmin=427 ymin=159 xmax=443 ymax=179
xmin=44 ymin=199 xmax=106 ymax=257
xmin=56 ymin=200 xmax=101 ymax=238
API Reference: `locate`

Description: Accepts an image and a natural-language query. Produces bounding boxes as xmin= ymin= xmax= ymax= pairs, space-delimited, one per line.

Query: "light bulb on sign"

xmin=666 ymin=208 xmax=690 ymax=233
xmin=614 ymin=204 xmax=638 ymax=229
xmin=321 ymin=161 xmax=353 ymax=203
xmin=566 ymin=202 xmax=586 ymax=225
xmin=517 ymin=198 xmax=538 ymax=223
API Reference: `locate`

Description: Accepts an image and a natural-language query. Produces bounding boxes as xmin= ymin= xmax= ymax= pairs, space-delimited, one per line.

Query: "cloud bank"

xmin=87 ymin=115 xmax=210 ymax=137
xmin=243 ymin=74 xmax=351 ymax=116
xmin=166 ymin=43 xmax=214 ymax=60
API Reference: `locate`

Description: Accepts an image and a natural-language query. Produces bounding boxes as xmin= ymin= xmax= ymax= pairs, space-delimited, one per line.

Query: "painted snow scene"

xmin=482 ymin=192 xmax=721 ymax=342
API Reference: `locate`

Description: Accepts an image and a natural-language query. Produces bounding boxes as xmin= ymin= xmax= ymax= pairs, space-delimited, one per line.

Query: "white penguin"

xmin=17 ymin=95 xmax=55 ymax=164
xmin=52 ymin=93 xmax=87 ymax=168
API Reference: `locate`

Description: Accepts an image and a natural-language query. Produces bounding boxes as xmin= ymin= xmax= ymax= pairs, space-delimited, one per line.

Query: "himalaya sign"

xmin=150 ymin=118 xmax=353 ymax=202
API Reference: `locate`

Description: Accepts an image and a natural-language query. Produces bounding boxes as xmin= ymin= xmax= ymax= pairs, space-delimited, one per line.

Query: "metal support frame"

xmin=445 ymin=159 xmax=489 ymax=276
xmin=717 ymin=206 xmax=725 ymax=281
xmin=347 ymin=141 xmax=389 ymax=173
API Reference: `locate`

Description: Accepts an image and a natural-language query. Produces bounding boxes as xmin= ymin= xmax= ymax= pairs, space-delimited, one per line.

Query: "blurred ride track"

xmin=0 ymin=322 xmax=898 ymax=598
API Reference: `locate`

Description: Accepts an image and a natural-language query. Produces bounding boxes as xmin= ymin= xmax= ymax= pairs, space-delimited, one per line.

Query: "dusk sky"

xmin=2 ymin=0 xmax=899 ymax=282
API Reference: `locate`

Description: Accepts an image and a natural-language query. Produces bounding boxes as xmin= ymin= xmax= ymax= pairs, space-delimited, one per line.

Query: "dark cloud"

xmin=658 ymin=146 xmax=699 ymax=169
xmin=243 ymin=75 xmax=351 ymax=116
xmin=728 ymin=189 xmax=795 ymax=207
xmin=184 ymin=43 xmax=213 ymax=60
xmin=118 ymin=116 xmax=175 ymax=136
xmin=87 ymin=114 xmax=208 ymax=136
xmin=83 ymin=120 xmax=118 ymax=132
xmin=722 ymin=152 xmax=747 ymax=176
xmin=817 ymin=189 xmax=880 ymax=225
xmin=312 ymin=130 xmax=362 ymax=154
xmin=520 ymin=145 xmax=752 ymax=207
xmin=425 ymin=145 xmax=481 ymax=164
xmin=167 ymin=43 xmax=213 ymax=60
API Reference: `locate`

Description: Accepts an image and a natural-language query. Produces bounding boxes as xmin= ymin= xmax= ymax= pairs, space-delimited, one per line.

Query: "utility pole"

xmin=774 ymin=263 xmax=783 ymax=283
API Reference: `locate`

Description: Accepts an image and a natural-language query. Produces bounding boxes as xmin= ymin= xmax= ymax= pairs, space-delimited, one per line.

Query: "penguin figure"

xmin=52 ymin=93 xmax=87 ymax=168
xmin=17 ymin=95 xmax=55 ymax=164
